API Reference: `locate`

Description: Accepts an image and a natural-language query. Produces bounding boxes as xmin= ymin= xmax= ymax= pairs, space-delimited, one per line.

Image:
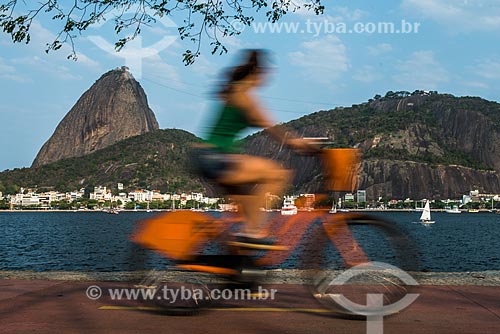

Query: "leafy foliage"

xmin=0 ymin=0 xmax=324 ymax=64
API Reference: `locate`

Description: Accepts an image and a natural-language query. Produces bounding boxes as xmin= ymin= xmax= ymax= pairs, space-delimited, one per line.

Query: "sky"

xmin=1 ymin=0 xmax=500 ymax=171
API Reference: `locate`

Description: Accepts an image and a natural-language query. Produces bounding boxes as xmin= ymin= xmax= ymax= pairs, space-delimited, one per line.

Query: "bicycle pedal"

xmin=226 ymin=241 xmax=289 ymax=251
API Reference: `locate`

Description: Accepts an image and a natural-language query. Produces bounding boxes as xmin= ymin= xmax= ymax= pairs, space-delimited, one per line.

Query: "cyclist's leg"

xmin=217 ymin=154 xmax=291 ymax=238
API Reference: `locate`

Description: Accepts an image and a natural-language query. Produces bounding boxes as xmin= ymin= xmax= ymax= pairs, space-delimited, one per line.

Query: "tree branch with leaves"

xmin=0 ymin=0 xmax=324 ymax=64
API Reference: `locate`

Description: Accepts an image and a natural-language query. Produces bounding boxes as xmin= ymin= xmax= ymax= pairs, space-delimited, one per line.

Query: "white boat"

xmin=335 ymin=198 xmax=349 ymax=212
xmin=419 ymin=200 xmax=435 ymax=224
xmin=445 ymin=205 xmax=461 ymax=214
xmin=281 ymin=197 xmax=298 ymax=215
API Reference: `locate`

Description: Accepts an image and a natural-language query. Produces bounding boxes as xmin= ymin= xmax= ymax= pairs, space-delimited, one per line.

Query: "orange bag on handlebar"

xmin=322 ymin=148 xmax=361 ymax=192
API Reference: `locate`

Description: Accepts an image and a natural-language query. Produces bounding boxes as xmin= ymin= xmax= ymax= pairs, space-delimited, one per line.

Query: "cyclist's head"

xmin=231 ymin=49 xmax=269 ymax=81
xmin=219 ymin=49 xmax=271 ymax=96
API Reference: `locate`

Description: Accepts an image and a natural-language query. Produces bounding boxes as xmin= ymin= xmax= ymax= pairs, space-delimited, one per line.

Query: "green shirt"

xmin=205 ymin=104 xmax=249 ymax=153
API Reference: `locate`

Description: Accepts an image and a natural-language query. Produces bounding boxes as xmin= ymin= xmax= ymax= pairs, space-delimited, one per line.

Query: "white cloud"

xmin=11 ymin=56 xmax=83 ymax=81
xmin=220 ymin=34 xmax=244 ymax=49
xmin=402 ymin=0 xmax=500 ymax=32
xmin=329 ymin=7 xmax=367 ymax=22
xmin=393 ymin=51 xmax=449 ymax=89
xmin=472 ymin=58 xmax=500 ymax=80
xmin=0 ymin=57 xmax=32 ymax=83
xmin=0 ymin=57 xmax=15 ymax=73
xmin=189 ymin=55 xmax=219 ymax=77
xmin=367 ymin=43 xmax=393 ymax=56
xmin=0 ymin=73 xmax=32 ymax=83
xmin=29 ymin=21 xmax=101 ymax=69
xmin=289 ymin=35 xmax=350 ymax=84
xmin=142 ymin=54 xmax=183 ymax=87
xmin=463 ymin=81 xmax=489 ymax=89
xmin=1 ymin=20 xmax=103 ymax=82
xmin=353 ymin=65 xmax=383 ymax=83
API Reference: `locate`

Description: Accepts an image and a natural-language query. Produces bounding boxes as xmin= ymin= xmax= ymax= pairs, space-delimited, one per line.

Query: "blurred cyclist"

xmin=196 ymin=49 xmax=312 ymax=248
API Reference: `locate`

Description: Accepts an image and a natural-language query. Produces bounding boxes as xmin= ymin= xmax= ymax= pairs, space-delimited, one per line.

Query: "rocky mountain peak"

xmin=32 ymin=67 xmax=159 ymax=167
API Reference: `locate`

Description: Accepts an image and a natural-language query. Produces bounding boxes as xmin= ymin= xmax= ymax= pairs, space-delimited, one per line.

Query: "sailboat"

xmin=329 ymin=202 xmax=337 ymax=214
xmin=419 ymin=200 xmax=435 ymax=224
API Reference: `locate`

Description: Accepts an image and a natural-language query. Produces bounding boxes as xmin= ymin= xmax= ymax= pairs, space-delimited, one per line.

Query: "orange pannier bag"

xmin=131 ymin=211 xmax=220 ymax=261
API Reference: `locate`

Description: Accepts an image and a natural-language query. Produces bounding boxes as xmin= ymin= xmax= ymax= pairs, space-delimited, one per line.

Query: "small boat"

xmin=445 ymin=205 xmax=461 ymax=214
xmin=419 ymin=200 xmax=435 ymax=224
xmin=468 ymin=209 xmax=479 ymax=213
xmin=281 ymin=196 xmax=298 ymax=215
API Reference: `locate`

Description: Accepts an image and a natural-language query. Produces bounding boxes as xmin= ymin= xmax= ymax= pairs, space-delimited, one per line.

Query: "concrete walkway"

xmin=0 ymin=278 xmax=499 ymax=334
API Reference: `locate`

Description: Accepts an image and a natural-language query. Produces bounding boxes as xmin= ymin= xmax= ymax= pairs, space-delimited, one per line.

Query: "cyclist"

xmin=195 ymin=49 xmax=312 ymax=248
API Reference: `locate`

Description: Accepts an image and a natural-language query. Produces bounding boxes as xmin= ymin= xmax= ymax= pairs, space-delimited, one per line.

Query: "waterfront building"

xmin=180 ymin=193 xmax=188 ymax=206
xmin=128 ymin=190 xmax=147 ymax=202
xmin=90 ymin=186 xmax=111 ymax=201
xmin=356 ymin=190 xmax=367 ymax=203
xmin=191 ymin=192 xmax=204 ymax=202
xmin=149 ymin=190 xmax=163 ymax=202
xmin=38 ymin=192 xmax=56 ymax=207
xmin=116 ymin=193 xmax=129 ymax=204
xmin=470 ymin=190 xmax=480 ymax=202
xmin=67 ymin=189 xmax=84 ymax=202
xmin=20 ymin=190 xmax=39 ymax=206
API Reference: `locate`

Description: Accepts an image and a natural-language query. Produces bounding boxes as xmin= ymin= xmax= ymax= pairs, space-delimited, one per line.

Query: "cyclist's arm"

xmin=230 ymin=91 xmax=308 ymax=150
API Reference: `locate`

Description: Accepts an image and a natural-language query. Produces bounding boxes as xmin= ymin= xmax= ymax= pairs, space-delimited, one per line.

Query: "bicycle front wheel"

xmin=306 ymin=213 xmax=421 ymax=318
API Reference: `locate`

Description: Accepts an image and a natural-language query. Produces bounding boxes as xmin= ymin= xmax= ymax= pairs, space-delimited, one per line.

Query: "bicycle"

xmin=126 ymin=146 xmax=420 ymax=317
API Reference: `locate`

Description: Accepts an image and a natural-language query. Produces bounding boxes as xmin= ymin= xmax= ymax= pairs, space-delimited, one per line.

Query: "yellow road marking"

xmin=99 ymin=305 xmax=333 ymax=313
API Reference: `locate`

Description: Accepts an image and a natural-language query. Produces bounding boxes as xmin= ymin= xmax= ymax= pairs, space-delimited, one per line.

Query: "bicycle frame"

xmin=131 ymin=148 xmax=368 ymax=272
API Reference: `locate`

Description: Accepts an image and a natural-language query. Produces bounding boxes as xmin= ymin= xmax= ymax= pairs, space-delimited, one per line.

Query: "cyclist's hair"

xmin=219 ymin=49 xmax=268 ymax=96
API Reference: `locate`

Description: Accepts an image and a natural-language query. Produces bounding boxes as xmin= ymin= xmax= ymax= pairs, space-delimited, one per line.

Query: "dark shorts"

xmin=191 ymin=147 xmax=255 ymax=195
xmin=191 ymin=147 xmax=234 ymax=180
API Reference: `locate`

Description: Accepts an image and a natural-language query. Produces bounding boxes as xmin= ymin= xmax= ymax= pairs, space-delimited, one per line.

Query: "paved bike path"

xmin=0 ymin=279 xmax=499 ymax=334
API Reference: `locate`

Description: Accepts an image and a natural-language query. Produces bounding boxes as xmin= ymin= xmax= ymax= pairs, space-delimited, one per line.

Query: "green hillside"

xmin=0 ymin=129 xmax=204 ymax=194
xmin=1 ymin=91 xmax=499 ymax=199
xmin=280 ymin=92 xmax=499 ymax=170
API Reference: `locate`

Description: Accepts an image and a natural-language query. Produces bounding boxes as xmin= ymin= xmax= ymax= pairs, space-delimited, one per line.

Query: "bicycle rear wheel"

xmin=305 ymin=213 xmax=421 ymax=318
xmin=125 ymin=244 xmax=227 ymax=315
xmin=125 ymin=243 xmax=260 ymax=315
